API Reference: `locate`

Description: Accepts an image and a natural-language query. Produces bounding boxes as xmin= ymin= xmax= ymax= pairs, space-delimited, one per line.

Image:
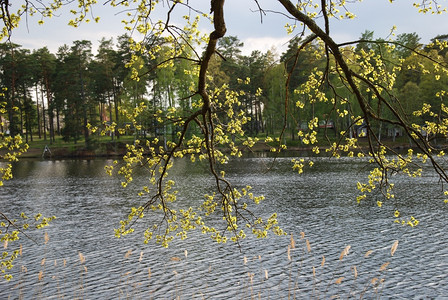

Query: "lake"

xmin=1 ymin=155 xmax=447 ymax=299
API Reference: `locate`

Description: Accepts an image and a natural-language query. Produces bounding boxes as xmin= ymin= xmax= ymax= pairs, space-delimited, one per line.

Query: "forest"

xmin=2 ymin=31 xmax=447 ymax=148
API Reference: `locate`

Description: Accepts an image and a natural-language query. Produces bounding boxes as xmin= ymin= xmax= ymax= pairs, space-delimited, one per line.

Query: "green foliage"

xmin=1 ymin=0 xmax=448 ymax=254
xmin=0 ymin=100 xmax=56 ymax=281
xmin=0 ymin=213 xmax=56 ymax=281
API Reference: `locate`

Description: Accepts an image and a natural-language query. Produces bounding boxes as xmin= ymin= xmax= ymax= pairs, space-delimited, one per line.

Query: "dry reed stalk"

xmin=54 ymin=259 xmax=57 ymax=266
xmin=171 ymin=257 xmax=181 ymax=261
xmin=306 ymin=239 xmax=311 ymax=253
xmin=19 ymin=244 xmax=22 ymax=255
xmin=63 ymin=259 xmax=67 ymax=267
xmin=38 ymin=270 xmax=43 ymax=281
xmin=78 ymin=252 xmax=86 ymax=264
xmin=243 ymin=256 xmax=247 ymax=265
xmin=391 ymin=240 xmax=399 ymax=256
xmin=3 ymin=239 xmax=7 ymax=249
xmin=124 ymin=249 xmax=132 ymax=259
xmin=84 ymin=266 xmax=88 ymax=273
xmin=339 ymin=245 xmax=351 ymax=260
xmin=41 ymin=258 xmax=46 ymax=266
xmin=287 ymin=245 xmax=291 ymax=261
xmin=248 ymin=272 xmax=254 ymax=284
xmin=300 ymin=231 xmax=305 ymax=239
xmin=44 ymin=232 xmax=49 ymax=244
xmin=334 ymin=277 xmax=344 ymax=284
xmin=290 ymin=234 xmax=296 ymax=249
xmin=379 ymin=262 xmax=389 ymax=271
xmin=148 ymin=267 xmax=152 ymax=280
xmin=321 ymin=255 xmax=325 ymax=267
xmin=139 ymin=251 xmax=144 ymax=262
xmin=264 ymin=269 xmax=268 ymax=280
xmin=352 ymin=266 xmax=358 ymax=278
xmin=184 ymin=250 xmax=188 ymax=258
xmin=364 ymin=250 xmax=373 ymax=258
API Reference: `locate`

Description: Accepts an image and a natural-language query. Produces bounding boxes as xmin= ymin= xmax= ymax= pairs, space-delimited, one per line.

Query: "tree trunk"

xmin=45 ymin=76 xmax=55 ymax=144
xmin=8 ymin=54 xmax=16 ymax=136
xmin=56 ymin=107 xmax=61 ymax=135
xmin=112 ymin=79 xmax=120 ymax=139
xmin=41 ymin=84 xmax=47 ymax=141
xmin=108 ymin=91 xmax=114 ymax=140
xmin=35 ymin=84 xmax=41 ymax=139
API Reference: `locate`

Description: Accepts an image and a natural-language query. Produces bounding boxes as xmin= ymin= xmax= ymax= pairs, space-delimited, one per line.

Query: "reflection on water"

xmin=1 ymin=157 xmax=447 ymax=299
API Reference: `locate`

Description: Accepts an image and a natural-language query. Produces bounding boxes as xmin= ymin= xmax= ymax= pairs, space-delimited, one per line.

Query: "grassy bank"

xmin=18 ymin=131 xmax=432 ymax=159
xmin=21 ymin=135 xmax=136 ymax=158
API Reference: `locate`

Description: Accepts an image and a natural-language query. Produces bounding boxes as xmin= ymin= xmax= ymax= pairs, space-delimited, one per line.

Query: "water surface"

xmin=1 ymin=156 xmax=447 ymax=299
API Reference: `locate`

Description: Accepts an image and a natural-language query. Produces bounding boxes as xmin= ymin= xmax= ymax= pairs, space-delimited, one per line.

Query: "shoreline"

xmin=17 ymin=140 xmax=419 ymax=159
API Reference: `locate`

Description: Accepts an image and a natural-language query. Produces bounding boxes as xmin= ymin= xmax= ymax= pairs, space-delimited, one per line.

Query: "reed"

xmin=241 ymin=232 xmax=398 ymax=299
xmin=3 ymin=232 xmax=399 ymax=299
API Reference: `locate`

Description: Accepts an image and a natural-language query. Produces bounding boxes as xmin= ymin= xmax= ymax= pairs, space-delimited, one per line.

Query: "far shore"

xmin=15 ymin=137 xmax=422 ymax=159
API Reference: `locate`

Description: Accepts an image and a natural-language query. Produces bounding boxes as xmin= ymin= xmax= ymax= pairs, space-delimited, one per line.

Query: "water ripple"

xmin=1 ymin=158 xmax=447 ymax=298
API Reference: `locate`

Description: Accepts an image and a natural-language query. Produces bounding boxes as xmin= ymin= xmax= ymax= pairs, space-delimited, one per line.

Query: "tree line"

xmin=1 ymin=31 xmax=447 ymax=147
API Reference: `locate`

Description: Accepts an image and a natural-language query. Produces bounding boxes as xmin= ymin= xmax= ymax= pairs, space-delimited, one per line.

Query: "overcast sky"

xmin=9 ymin=0 xmax=448 ymax=56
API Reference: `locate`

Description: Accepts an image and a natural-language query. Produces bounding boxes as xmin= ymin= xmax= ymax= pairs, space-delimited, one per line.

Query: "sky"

xmin=9 ymin=0 xmax=448 ymax=57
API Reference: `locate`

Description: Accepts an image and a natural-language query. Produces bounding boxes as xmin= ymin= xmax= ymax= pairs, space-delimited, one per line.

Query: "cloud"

xmin=8 ymin=1 xmax=448 ymax=56
xmin=241 ymin=36 xmax=291 ymax=56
